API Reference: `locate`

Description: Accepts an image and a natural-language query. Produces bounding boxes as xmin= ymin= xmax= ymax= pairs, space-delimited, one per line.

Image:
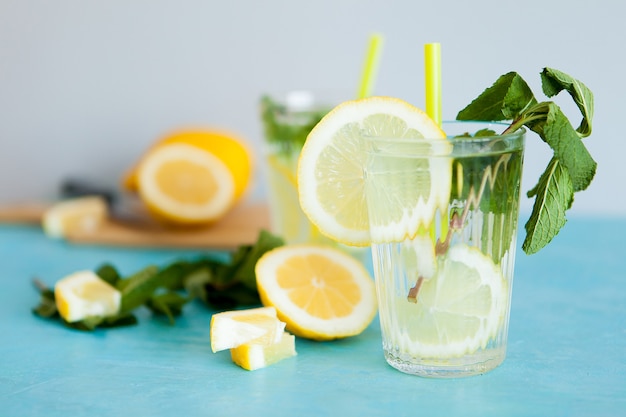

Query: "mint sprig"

xmin=457 ymin=67 xmax=596 ymax=254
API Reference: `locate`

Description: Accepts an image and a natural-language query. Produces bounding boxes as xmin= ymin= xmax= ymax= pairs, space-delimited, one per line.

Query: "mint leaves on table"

xmin=32 ymin=230 xmax=284 ymax=331
xmin=184 ymin=229 xmax=285 ymax=309
xmin=457 ymin=67 xmax=596 ymax=254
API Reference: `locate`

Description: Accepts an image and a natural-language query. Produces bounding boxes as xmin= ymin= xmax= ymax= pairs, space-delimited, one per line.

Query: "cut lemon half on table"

xmin=54 ymin=270 xmax=121 ymax=323
xmin=393 ymin=243 xmax=508 ymax=358
xmin=127 ymin=130 xmax=252 ymax=225
xmin=255 ymin=245 xmax=377 ymax=341
xmin=297 ymin=96 xmax=452 ymax=246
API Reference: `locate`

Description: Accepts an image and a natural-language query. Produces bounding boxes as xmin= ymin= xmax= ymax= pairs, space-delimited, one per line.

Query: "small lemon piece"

xmin=210 ymin=306 xmax=285 ymax=353
xmin=255 ymin=245 xmax=377 ymax=341
xmin=54 ymin=270 xmax=121 ymax=323
xmin=210 ymin=306 xmax=297 ymax=371
xmin=42 ymin=196 xmax=108 ymax=238
xmin=230 ymin=332 xmax=297 ymax=371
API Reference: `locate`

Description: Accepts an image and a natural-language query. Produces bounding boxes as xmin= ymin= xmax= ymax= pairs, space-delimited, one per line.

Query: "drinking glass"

xmin=259 ymin=91 xmax=336 ymax=245
xmin=364 ymin=121 xmax=525 ymax=377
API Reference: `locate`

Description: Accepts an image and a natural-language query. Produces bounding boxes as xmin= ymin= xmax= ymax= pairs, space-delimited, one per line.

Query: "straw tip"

xmin=369 ymin=33 xmax=384 ymax=43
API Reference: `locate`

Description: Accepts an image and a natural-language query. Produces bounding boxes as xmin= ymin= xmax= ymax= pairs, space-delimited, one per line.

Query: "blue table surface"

xmin=1 ymin=217 xmax=625 ymax=417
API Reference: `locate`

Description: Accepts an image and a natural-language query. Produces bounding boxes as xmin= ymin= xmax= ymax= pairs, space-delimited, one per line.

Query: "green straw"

xmin=357 ymin=33 xmax=384 ymax=99
xmin=424 ymin=42 xmax=442 ymax=126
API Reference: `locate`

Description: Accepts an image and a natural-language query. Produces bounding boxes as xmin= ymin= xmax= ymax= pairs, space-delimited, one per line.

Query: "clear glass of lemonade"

xmin=260 ymin=91 xmax=337 ymax=245
xmin=364 ymin=121 xmax=525 ymax=377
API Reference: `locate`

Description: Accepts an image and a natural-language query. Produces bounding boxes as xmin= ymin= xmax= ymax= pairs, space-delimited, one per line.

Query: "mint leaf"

xmin=457 ymin=72 xmax=537 ymax=121
xmin=224 ymin=229 xmax=285 ymax=291
xmin=66 ymin=314 xmax=138 ymax=331
xmin=456 ymin=68 xmax=596 ymax=256
xmin=99 ymin=314 xmax=138 ymax=328
xmin=524 ymin=102 xmax=597 ymax=192
xmin=522 ymin=158 xmax=574 ymax=254
xmin=146 ymin=292 xmax=189 ymax=325
xmin=31 ymin=279 xmax=57 ymax=318
xmin=117 ymin=265 xmax=159 ymax=313
xmin=204 ymin=282 xmax=262 ymax=310
xmin=95 ymin=263 xmax=121 ymax=286
xmin=541 ymin=68 xmax=594 ymax=137
xmin=183 ymin=230 xmax=284 ymax=309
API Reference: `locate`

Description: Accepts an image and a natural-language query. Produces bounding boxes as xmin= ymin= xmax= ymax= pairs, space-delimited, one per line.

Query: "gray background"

xmin=1 ymin=0 xmax=622 ymax=216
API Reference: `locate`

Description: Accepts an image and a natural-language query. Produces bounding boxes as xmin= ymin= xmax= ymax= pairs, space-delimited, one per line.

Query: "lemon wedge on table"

xmin=210 ymin=306 xmax=285 ymax=353
xmin=42 ymin=196 xmax=108 ymax=239
xmin=255 ymin=245 xmax=377 ymax=341
xmin=54 ymin=270 xmax=121 ymax=323
xmin=230 ymin=332 xmax=297 ymax=371
xmin=124 ymin=130 xmax=252 ymax=225
xmin=210 ymin=306 xmax=297 ymax=371
xmin=383 ymin=243 xmax=508 ymax=358
xmin=297 ymin=96 xmax=452 ymax=246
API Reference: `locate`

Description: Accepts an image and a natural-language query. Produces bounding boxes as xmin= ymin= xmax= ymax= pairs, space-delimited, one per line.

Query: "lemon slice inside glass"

xmin=384 ymin=243 xmax=508 ymax=358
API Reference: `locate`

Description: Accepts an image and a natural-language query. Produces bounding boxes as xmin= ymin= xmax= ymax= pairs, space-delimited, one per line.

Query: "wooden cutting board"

xmin=0 ymin=201 xmax=271 ymax=250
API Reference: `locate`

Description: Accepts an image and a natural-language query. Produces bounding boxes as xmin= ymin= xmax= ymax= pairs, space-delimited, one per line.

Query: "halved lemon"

xmin=297 ymin=96 xmax=451 ymax=246
xmin=210 ymin=306 xmax=285 ymax=353
xmin=128 ymin=130 xmax=252 ymax=225
xmin=384 ymin=243 xmax=508 ymax=358
xmin=54 ymin=270 xmax=121 ymax=323
xmin=125 ymin=130 xmax=252 ymax=198
xmin=255 ymin=245 xmax=377 ymax=341
xmin=136 ymin=143 xmax=236 ymax=224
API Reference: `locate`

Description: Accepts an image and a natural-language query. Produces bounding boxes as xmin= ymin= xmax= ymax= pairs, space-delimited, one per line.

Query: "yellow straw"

xmin=357 ymin=33 xmax=384 ymax=99
xmin=424 ymin=42 xmax=442 ymax=126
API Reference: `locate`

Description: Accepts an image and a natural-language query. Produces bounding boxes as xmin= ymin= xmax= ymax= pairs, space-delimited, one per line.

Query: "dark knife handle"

xmin=60 ymin=178 xmax=117 ymax=206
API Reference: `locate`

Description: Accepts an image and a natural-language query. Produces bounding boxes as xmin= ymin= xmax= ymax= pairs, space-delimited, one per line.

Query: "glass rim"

xmin=363 ymin=120 xmax=526 ymax=144
xmin=260 ymin=89 xmax=352 ymax=113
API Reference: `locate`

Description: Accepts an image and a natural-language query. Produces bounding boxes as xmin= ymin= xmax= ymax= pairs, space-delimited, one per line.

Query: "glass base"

xmin=383 ymin=347 xmax=506 ymax=378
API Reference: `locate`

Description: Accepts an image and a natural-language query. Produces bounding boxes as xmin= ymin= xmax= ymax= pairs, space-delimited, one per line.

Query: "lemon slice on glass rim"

xmin=297 ymin=96 xmax=452 ymax=247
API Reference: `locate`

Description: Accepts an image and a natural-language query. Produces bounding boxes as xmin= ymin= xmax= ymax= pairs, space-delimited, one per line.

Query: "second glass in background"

xmin=259 ymin=91 xmax=337 ymax=245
